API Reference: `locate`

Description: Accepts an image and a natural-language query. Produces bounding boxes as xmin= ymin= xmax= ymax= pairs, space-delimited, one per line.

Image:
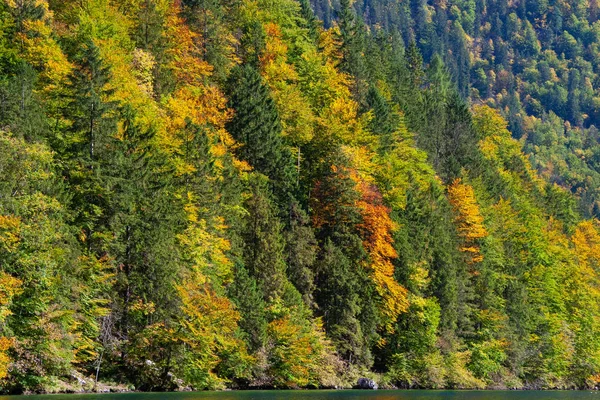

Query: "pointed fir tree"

xmin=285 ymin=202 xmax=317 ymax=307
xmin=299 ymin=0 xmax=320 ymax=43
xmin=337 ymin=0 xmax=369 ymax=103
xmin=105 ymin=107 xmax=181 ymax=372
xmin=241 ymin=175 xmax=288 ymax=302
xmin=132 ymin=0 xmax=165 ymax=51
xmin=229 ymin=264 xmax=268 ymax=351
xmin=65 ymin=39 xmax=117 ymax=162
xmin=226 ymin=64 xmax=296 ymax=203
xmin=63 ymin=39 xmax=118 ymax=256
xmin=366 ymin=86 xmax=399 ymax=153
xmin=405 ymin=39 xmax=424 ymax=88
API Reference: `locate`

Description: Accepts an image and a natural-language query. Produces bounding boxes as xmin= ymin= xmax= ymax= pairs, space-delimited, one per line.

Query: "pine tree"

xmin=448 ymin=22 xmax=471 ymax=99
xmin=65 ymin=40 xmax=116 ymax=162
xmin=310 ymin=153 xmax=380 ymax=367
xmin=314 ymin=239 xmax=374 ymax=366
xmin=285 ymin=203 xmax=317 ymax=307
xmin=182 ymin=0 xmax=236 ymax=81
xmin=338 ymin=0 xmax=369 ymax=103
xmin=405 ymin=39 xmax=424 ymax=88
xmin=299 ymin=0 xmax=320 ymax=43
xmin=133 ymin=0 xmax=166 ymax=51
xmin=241 ymin=175 xmax=288 ymax=302
xmin=63 ymin=39 xmax=117 ymax=256
xmin=567 ymin=69 xmax=582 ymax=127
xmin=407 ymin=54 xmax=480 ymax=181
xmin=226 ymin=64 xmax=295 ymax=202
xmin=366 ymin=86 xmax=398 ymax=153
xmin=229 ymin=264 xmax=268 ymax=351
xmin=105 ymin=108 xmax=182 ymax=375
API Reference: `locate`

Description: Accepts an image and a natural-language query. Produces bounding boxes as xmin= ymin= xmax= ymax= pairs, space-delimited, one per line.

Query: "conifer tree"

xmin=285 ymin=203 xmax=317 ymax=307
xmin=241 ymin=175 xmax=288 ymax=302
xmin=226 ymin=64 xmax=295 ymax=203
xmin=65 ymin=40 xmax=116 ymax=162
xmin=405 ymin=39 xmax=424 ymax=88
xmin=229 ymin=264 xmax=269 ymax=351
xmin=338 ymin=0 xmax=369 ymax=103
xmin=315 ymin=239 xmax=374 ymax=366
xmin=182 ymin=0 xmax=236 ymax=81
xmin=299 ymin=0 xmax=320 ymax=43
xmin=366 ymin=86 xmax=398 ymax=153
xmin=105 ymin=108 xmax=182 ymax=375
xmin=133 ymin=0 xmax=166 ymax=52
xmin=62 ymin=39 xmax=117 ymax=256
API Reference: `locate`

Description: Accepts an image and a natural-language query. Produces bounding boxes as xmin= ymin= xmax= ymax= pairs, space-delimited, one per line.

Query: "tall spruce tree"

xmin=366 ymin=86 xmax=399 ymax=153
xmin=225 ymin=64 xmax=295 ymax=204
xmin=63 ymin=39 xmax=117 ymax=256
xmin=241 ymin=175 xmax=288 ymax=302
xmin=229 ymin=264 xmax=269 ymax=351
xmin=338 ymin=0 xmax=369 ymax=103
xmin=104 ymin=108 xmax=182 ymax=379
xmin=285 ymin=202 xmax=317 ymax=307
xmin=310 ymin=151 xmax=379 ymax=367
xmin=299 ymin=0 xmax=320 ymax=43
xmin=182 ymin=0 xmax=236 ymax=81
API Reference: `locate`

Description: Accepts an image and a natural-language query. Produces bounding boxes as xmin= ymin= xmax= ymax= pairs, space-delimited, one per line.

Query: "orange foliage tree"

xmin=0 ymin=272 xmax=22 ymax=380
xmin=356 ymin=182 xmax=409 ymax=331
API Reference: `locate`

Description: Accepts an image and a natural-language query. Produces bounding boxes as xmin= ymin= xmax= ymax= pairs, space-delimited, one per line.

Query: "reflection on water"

xmin=3 ymin=390 xmax=600 ymax=400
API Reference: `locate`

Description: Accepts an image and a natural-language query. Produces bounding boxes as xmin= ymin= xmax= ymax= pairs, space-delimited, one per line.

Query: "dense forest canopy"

xmin=314 ymin=0 xmax=600 ymax=218
xmin=1 ymin=0 xmax=600 ymax=393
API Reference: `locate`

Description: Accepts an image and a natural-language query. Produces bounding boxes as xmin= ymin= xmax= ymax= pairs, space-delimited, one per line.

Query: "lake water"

xmin=3 ymin=391 xmax=600 ymax=400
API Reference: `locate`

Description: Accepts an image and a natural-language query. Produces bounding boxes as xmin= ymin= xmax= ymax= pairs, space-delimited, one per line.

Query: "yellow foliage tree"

xmin=447 ymin=178 xmax=488 ymax=266
xmin=7 ymin=0 xmax=72 ymax=92
xmin=569 ymin=220 xmax=600 ymax=383
xmin=260 ymin=22 xmax=315 ymax=146
xmin=173 ymin=192 xmax=252 ymax=388
xmin=161 ymin=2 xmax=242 ymax=175
xmin=265 ymin=314 xmax=336 ymax=389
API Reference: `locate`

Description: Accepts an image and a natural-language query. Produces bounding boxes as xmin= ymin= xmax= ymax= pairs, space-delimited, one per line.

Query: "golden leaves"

xmin=175 ymin=279 xmax=249 ymax=387
xmin=0 ymin=336 xmax=14 ymax=380
xmin=259 ymin=22 xmax=315 ymax=145
xmin=572 ymin=220 xmax=600 ymax=271
xmin=0 ymin=215 xmax=21 ymax=253
xmin=178 ymin=192 xmax=233 ymax=284
xmin=131 ymin=48 xmax=156 ymax=96
xmin=447 ymin=178 xmax=488 ymax=265
xmin=0 ymin=272 xmax=22 ymax=323
xmin=164 ymin=8 xmax=213 ymax=86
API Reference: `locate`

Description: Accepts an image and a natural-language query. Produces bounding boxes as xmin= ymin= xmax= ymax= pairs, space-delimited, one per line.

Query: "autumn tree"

xmin=356 ymin=182 xmax=409 ymax=330
xmin=447 ymin=178 xmax=488 ymax=266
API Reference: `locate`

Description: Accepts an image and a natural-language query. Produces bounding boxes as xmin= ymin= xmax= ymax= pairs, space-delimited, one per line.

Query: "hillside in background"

xmin=0 ymin=0 xmax=600 ymax=393
xmin=313 ymin=0 xmax=600 ymax=218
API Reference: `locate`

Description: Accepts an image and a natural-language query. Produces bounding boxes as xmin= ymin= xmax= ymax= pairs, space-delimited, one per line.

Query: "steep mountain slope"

xmin=312 ymin=0 xmax=600 ymax=218
xmin=0 ymin=0 xmax=599 ymax=393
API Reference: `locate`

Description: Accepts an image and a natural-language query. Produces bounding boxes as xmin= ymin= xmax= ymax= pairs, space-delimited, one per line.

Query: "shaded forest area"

xmin=1 ymin=0 xmax=600 ymax=393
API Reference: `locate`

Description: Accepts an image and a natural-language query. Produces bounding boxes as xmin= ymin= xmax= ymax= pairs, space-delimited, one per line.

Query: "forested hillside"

xmin=1 ymin=0 xmax=600 ymax=393
xmin=313 ymin=0 xmax=600 ymax=218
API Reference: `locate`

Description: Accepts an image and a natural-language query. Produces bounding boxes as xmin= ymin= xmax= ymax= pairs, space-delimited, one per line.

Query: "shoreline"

xmin=10 ymin=386 xmax=600 ymax=396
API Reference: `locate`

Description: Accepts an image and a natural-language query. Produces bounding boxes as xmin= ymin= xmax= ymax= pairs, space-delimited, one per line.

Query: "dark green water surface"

xmin=3 ymin=391 xmax=600 ymax=400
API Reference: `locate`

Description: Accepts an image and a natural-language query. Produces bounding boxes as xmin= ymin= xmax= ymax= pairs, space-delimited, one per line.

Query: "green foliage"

xmin=226 ymin=64 xmax=296 ymax=202
xmin=1 ymin=0 xmax=600 ymax=392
